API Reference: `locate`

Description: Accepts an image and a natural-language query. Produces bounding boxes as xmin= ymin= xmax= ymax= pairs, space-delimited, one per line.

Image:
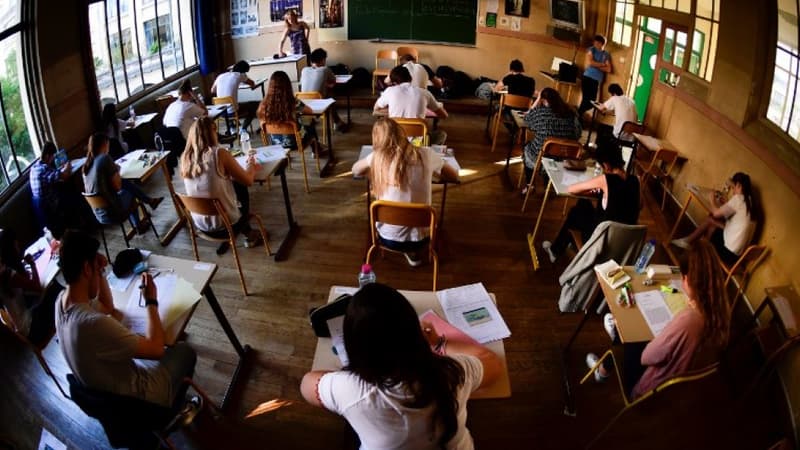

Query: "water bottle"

xmin=358 ymin=264 xmax=377 ymax=288
xmin=128 ymin=105 xmax=136 ymax=122
xmin=154 ymin=134 xmax=165 ymax=153
xmin=634 ymin=239 xmax=657 ymax=274
xmin=594 ymin=161 xmax=602 ymax=176
xmin=240 ymin=129 xmax=251 ymax=155
xmin=43 ymin=227 xmax=54 ymax=244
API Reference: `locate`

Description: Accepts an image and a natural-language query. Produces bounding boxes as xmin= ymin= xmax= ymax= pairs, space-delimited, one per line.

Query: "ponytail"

xmin=731 ymin=172 xmax=753 ymax=216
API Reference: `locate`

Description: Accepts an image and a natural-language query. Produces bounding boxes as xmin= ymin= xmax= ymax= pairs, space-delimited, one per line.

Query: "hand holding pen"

xmin=138 ymin=272 xmax=158 ymax=308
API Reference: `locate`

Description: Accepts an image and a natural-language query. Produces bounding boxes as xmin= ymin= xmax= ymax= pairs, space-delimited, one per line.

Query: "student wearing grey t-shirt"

xmin=299 ymin=48 xmax=348 ymax=132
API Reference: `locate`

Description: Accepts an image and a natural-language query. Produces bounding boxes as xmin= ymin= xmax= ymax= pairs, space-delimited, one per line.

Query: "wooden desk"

xmin=311 ymin=286 xmax=512 ymax=399
xmin=335 ymin=75 xmax=353 ymax=125
xmin=357 ymin=145 xmax=460 ymax=230
xmin=300 ymin=98 xmax=336 ymax=176
xmin=237 ymin=77 xmax=268 ymax=104
xmin=586 ymin=100 xmax=615 ymax=146
xmin=663 ymin=184 xmax=718 ymax=264
xmin=540 ymin=71 xmax=577 ymax=104
xmin=527 ymin=158 xmax=596 ymax=270
xmin=116 ymin=150 xmax=185 ymax=247
xmin=24 ymin=237 xmax=60 ymax=289
xmin=243 ymin=54 xmax=306 ymax=85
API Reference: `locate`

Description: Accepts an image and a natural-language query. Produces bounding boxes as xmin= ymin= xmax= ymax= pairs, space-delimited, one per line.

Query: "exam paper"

xmin=327 ymin=315 xmax=349 ymax=366
xmin=436 ymin=283 xmax=510 ymax=344
xmin=635 ymin=290 xmax=674 ymax=336
xmin=121 ymin=274 xmax=202 ymax=335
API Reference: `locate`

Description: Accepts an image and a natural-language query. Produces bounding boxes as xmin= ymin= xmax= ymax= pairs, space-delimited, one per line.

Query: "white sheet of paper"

xmin=121 ymin=274 xmax=200 ymax=334
xmin=436 ymin=283 xmax=511 ymax=344
xmin=635 ymin=290 xmax=674 ymax=336
xmin=773 ymin=296 xmax=798 ymax=332
xmin=327 ymin=315 xmax=349 ymax=366
xmin=38 ymin=428 xmax=67 ymax=450
xmin=107 ymin=272 xmax=136 ymax=292
xmin=300 ymin=98 xmax=336 ymax=113
xmin=333 ymin=286 xmax=358 ymax=297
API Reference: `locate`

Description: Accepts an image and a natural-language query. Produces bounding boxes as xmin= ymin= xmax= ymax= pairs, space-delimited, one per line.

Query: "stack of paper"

xmin=436 ymin=283 xmax=511 ymax=344
xmin=121 ymin=274 xmax=202 ymax=335
xmin=595 ymin=259 xmax=631 ymax=289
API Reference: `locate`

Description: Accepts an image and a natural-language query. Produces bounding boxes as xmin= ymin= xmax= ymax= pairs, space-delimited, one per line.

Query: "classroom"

xmin=0 ymin=0 xmax=798 ymax=449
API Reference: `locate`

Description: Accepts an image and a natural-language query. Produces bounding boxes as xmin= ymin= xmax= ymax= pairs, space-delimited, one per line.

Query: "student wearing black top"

xmin=494 ymin=59 xmax=535 ymax=98
xmin=542 ymin=142 xmax=640 ymax=262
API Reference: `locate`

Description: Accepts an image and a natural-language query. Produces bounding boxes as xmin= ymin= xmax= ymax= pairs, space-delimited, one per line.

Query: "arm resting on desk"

xmin=439 ymin=162 xmax=460 ymax=183
xmin=567 ymin=174 xmax=605 ymax=196
xmin=445 ymin=340 xmax=502 ymax=389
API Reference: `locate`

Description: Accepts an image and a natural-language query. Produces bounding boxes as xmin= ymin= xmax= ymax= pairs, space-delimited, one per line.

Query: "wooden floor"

xmin=0 ymin=111 xmax=781 ymax=449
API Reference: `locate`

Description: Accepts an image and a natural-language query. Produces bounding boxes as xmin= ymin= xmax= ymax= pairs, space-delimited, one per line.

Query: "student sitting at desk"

xmin=384 ymin=53 xmax=430 ymax=90
xmin=671 ymin=172 xmax=757 ymax=266
xmin=586 ymin=240 xmax=730 ymax=399
xmin=180 ymin=117 xmax=263 ymax=253
xmin=301 ymin=283 xmax=502 ymax=450
xmin=542 ymin=143 xmax=640 ymax=263
xmin=300 ymin=48 xmax=348 ymax=133
xmin=0 ymin=228 xmax=42 ymax=338
xmin=163 ymin=79 xmax=207 ymax=140
xmin=374 ymin=66 xmax=449 ymax=145
xmin=211 ymin=60 xmax=256 ymax=133
xmin=258 ymin=70 xmax=320 ymax=151
xmin=594 ymin=83 xmax=638 ymax=143
xmin=100 ymin=103 xmax=129 ymax=158
xmin=352 ymin=118 xmax=459 ymax=267
xmin=521 ymin=87 xmax=582 ymax=195
xmin=493 ymin=59 xmax=535 ymax=98
xmin=55 ymin=230 xmax=198 ymax=408
xmin=30 ymin=141 xmax=73 ymax=235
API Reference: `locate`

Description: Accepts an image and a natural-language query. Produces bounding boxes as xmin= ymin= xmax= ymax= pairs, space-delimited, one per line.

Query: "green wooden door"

xmin=634 ymin=30 xmax=659 ymax=121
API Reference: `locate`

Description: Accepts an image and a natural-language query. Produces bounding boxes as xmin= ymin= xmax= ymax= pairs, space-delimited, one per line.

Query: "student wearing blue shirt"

xmin=578 ymin=35 xmax=612 ymax=117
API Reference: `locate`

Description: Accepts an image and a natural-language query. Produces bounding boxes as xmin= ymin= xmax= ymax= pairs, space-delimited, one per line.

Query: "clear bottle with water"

xmin=240 ymin=129 xmax=251 ymax=155
xmin=358 ymin=264 xmax=376 ymax=288
xmin=634 ymin=239 xmax=657 ymax=274
xmin=128 ymin=105 xmax=136 ymax=122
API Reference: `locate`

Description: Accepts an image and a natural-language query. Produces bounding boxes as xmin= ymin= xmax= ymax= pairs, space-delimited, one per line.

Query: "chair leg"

xmin=562 ymin=197 xmax=570 ymax=216
xmin=431 ymin=250 xmax=439 ymax=291
xmin=490 ymin=110 xmax=501 ymax=153
xmin=119 ymin=223 xmax=130 ymax=248
xmin=229 ymin=236 xmax=249 ymax=296
xmin=314 ymin=140 xmax=321 ymax=173
xmin=299 ymin=147 xmax=311 ymax=193
xmin=521 ymin=170 xmax=538 ymax=213
xmin=250 ymin=214 xmax=273 ymax=256
xmin=142 ymin=204 xmax=160 ymax=241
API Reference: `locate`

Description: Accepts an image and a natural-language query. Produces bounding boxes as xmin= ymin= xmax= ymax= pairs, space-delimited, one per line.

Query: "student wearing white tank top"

xmin=180 ymin=116 xmax=263 ymax=254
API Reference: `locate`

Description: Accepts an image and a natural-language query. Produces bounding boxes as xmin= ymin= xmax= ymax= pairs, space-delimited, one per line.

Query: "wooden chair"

xmin=519 ymin=138 xmax=583 ymax=213
xmin=490 ymin=93 xmax=533 ymax=153
xmin=0 ymin=308 xmax=70 ymax=399
xmin=372 ymin=49 xmax=398 ymax=96
xmin=396 ymin=46 xmax=419 ymax=63
xmin=155 ymin=94 xmax=177 ymax=116
xmin=392 ymin=117 xmax=429 ymax=146
xmin=262 ymin=121 xmax=318 ymax=193
xmin=366 ymin=200 xmax=438 ymax=291
xmin=295 ymin=91 xmax=327 ymax=145
xmin=212 ymin=96 xmax=238 ymax=136
xmin=83 ymin=192 xmax=160 ymax=260
xmin=175 ymin=195 xmax=272 ymax=296
xmin=618 ymin=121 xmax=646 ymax=174
xmin=718 ymin=244 xmax=768 ymax=308
xmin=635 ymin=148 xmax=679 ymax=210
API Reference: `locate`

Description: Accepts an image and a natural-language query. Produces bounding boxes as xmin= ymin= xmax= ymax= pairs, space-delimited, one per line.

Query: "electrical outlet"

xmin=479 ymin=17 xmax=485 ymax=25
xmin=499 ymin=17 xmax=509 ymax=27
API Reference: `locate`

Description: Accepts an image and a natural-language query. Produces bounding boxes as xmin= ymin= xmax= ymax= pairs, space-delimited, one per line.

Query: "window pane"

xmin=704 ymin=22 xmax=718 ymax=80
xmin=121 ymin=0 xmax=144 ymax=95
xmin=89 ymin=3 xmax=118 ymax=103
xmin=663 ymin=0 xmax=676 ymax=10
xmin=677 ymin=0 xmax=691 ymax=13
xmin=696 ymin=0 xmax=713 ymax=18
xmin=179 ymin=0 xmax=196 ymax=67
xmin=0 ymin=33 xmax=36 ymax=181
xmin=622 ymin=24 xmax=632 ymax=47
xmin=0 ymin=0 xmax=20 ymax=31
xmin=778 ymin=0 xmax=799 ymax=52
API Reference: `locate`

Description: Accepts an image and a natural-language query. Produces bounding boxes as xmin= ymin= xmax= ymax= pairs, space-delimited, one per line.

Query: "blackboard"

xmin=348 ymin=0 xmax=478 ymax=45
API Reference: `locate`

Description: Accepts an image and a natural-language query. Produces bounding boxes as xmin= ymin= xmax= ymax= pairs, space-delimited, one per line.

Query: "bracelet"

xmin=145 ymin=298 xmax=159 ymax=307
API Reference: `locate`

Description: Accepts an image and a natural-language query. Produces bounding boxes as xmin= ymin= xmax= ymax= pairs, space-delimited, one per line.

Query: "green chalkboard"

xmin=348 ymin=0 xmax=477 ymax=45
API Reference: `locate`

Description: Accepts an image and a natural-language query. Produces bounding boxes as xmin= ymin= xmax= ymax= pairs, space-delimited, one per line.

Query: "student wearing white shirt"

xmin=301 ymin=282 xmax=502 ymax=450
xmin=300 ymin=48 xmax=348 ymax=132
xmin=374 ymin=66 xmax=448 ymax=145
xmin=384 ymin=54 xmax=429 ymax=90
xmin=595 ymin=83 xmax=638 ymax=142
xmin=211 ymin=60 xmax=256 ymax=131
xmin=163 ymin=80 xmax=207 ymax=139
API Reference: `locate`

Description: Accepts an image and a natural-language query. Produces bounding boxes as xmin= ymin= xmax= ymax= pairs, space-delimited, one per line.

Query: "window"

xmin=767 ymin=0 xmax=800 ymax=141
xmin=612 ymin=0 xmax=635 ymax=46
xmin=0 ymin=0 xmax=38 ymax=191
xmin=637 ymin=0 xmax=690 ymax=13
xmin=688 ymin=0 xmax=719 ymax=81
xmin=88 ymin=0 xmax=197 ymax=104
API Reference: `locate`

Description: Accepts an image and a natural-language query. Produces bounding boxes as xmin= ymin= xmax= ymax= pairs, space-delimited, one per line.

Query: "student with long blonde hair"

xmin=352 ymin=118 xmax=459 ymax=266
xmin=587 ymin=240 xmax=731 ymax=398
xmin=180 ymin=117 xmax=262 ymax=254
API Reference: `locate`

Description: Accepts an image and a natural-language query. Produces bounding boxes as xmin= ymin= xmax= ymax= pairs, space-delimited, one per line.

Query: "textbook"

xmin=594 ymin=259 xmax=631 ymax=289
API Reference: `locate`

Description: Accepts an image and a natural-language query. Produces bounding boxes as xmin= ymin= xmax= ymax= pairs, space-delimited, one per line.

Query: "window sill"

xmin=116 ymin=64 xmax=200 ymax=109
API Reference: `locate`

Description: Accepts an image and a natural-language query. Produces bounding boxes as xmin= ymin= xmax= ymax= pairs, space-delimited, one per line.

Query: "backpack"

xmin=329 ymin=63 xmax=349 ymax=75
xmin=475 ymin=81 xmax=494 ymax=100
xmin=351 ymin=67 xmax=371 ymax=88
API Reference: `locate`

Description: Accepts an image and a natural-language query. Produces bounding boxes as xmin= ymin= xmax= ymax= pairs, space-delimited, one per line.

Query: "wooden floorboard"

xmin=0 ymin=110 xmax=780 ymax=449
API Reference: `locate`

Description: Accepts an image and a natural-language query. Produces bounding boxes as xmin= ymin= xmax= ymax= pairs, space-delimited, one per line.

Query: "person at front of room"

xmin=54 ymin=229 xmax=198 ymax=408
xmin=300 ymin=48 xmax=348 ymax=133
xmin=374 ymin=66 xmax=449 ymax=145
xmin=595 ymin=83 xmax=638 ymax=143
xmin=300 ymin=282 xmax=502 ymax=450
xmin=585 ymin=240 xmax=731 ymax=399
xmin=521 ymin=87 xmax=582 ymax=195
xmin=352 ymin=118 xmax=458 ymax=267
xmin=493 ymin=59 xmax=535 ymax=98
xmin=180 ymin=117 xmax=263 ymax=253
xmin=278 ymin=9 xmax=310 ymax=58
xmin=577 ymin=35 xmax=612 ymax=118
xmin=541 ymin=142 xmax=640 ymax=263
xmin=210 ymin=60 xmax=256 ymax=133
xmin=671 ymin=172 xmax=757 ymax=266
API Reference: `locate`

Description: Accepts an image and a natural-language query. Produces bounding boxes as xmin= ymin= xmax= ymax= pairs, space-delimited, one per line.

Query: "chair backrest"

xmin=501 ymin=93 xmax=533 ymax=110
xmin=155 ymin=95 xmax=177 ymax=116
xmin=392 ymin=118 xmax=428 ymax=145
xmin=212 ymin=96 xmax=234 ymax=106
xmin=396 ymin=46 xmax=419 ymax=63
xmin=175 ymin=194 xmax=225 ymax=218
xmin=370 ymin=200 xmax=436 ymax=237
xmin=652 ymin=149 xmax=679 ymax=176
xmin=83 ymin=192 xmax=111 ymax=209
xmin=724 ymin=244 xmax=768 ymax=285
xmin=264 ymin=120 xmax=301 ymax=139
xmin=295 ymin=91 xmax=322 ymax=100
xmin=542 ymin=137 xmax=583 ymax=160
xmin=376 ymin=49 xmax=398 ymax=69
xmin=621 ymin=121 xmax=646 ymax=136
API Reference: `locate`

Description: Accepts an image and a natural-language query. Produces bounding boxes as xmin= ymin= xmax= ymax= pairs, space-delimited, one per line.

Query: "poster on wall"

xmin=319 ymin=0 xmax=344 ymax=28
xmin=270 ymin=0 xmax=303 ymax=22
xmin=231 ymin=0 xmax=259 ymax=39
xmin=505 ymin=0 xmax=530 ymax=17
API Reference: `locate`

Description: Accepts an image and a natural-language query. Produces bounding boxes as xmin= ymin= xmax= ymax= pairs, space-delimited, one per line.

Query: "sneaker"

xmin=542 ymin=241 xmax=557 ymax=263
xmin=404 ymin=252 xmax=423 ymax=267
xmin=244 ymin=230 xmax=263 ymax=248
xmin=216 ymin=241 xmax=230 ymax=255
xmin=671 ymin=237 xmax=691 ymax=249
xmin=603 ymin=313 xmax=617 ymax=342
xmin=586 ymin=353 xmax=609 ymax=383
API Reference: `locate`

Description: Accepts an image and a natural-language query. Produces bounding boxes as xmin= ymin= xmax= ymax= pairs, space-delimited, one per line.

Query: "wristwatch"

xmin=145 ymin=298 xmax=159 ymax=307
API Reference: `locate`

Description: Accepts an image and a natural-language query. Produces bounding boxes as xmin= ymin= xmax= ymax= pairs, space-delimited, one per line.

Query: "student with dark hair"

xmin=542 ymin=142 xmax=640 ymax=262
xmin=374 ymin=66 xmax=449 ymax=144
xmin=163 ymin=79 xmax=207 ymax=139
xmin=594 ymin=83 xmax=638 ymax=142
xmin=301 ymin=283 xmax=502 ymax=449
xmin=672 ymin=172 xmax=757 ymax=266
xmin=0 ymin=228 xmax=42 ymax=337
xmin=385 ymin=53 xmax=430 ymax=90
xmin=82 ymin=133 xmax=163 ymax=234
xmin=211 ymin=60 xmax=256 ymax=132
xmin=258 ymin=70 xmax=320 ymax=151
xmin=494 ymin=59 xmax=535 ymax=98
xmin=100 ymin=103 xmax=129 ymax=158
xmin=521 ymin=87 xmax=582 ymax=194
xmin=578 ymin=35 xmax=612 ymax=117
xmin=55 ymin=230 xmax=197 ymax=407
xmin=300 ymin=48 xmax=348 ymax=132
xmin=30 ymin=142 xmax=72 ymax=232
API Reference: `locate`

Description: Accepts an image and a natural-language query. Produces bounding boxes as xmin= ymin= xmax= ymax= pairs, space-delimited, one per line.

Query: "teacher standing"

xmin=578 ymin=35 xmax=612 ymax=118
xmin=278 ymin=10 xmax=310 ymax=57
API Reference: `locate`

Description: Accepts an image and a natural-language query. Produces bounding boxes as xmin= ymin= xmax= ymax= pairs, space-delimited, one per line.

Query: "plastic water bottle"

xmin=634 ymin=239 xmax=657 ymax=274
xmin=240 ymin=129 xmax=251 ymax=155
xmin=128 ymin=105 xmax=136 ymax=122
xmin=358 ymin=264 xmax=377 ymax=288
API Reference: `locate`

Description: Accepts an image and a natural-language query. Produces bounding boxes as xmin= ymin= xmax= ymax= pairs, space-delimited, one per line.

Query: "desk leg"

xmin=664 ymin=195 xmax=693 ymax=264
xmin=158 ymin=163 xmax=186 ymax=246
xmin=320 ymin=109 xmax=336 ymax=177
xmin=274 ymin=163 xmax=301 ymax=262
xmin=439 ymin=183 xmax=448 ymax=231
xmin=527 ymin=180 xmax=552 ymax=271
xmin=586 ymin=108 xmax=598 ymax=146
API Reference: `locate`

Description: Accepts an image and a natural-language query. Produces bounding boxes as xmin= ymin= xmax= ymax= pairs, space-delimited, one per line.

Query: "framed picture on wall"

xmin=505 ymin=0 xmax=530 ymax=17
xmin=319 ymin=0 xmax=344 ymax=28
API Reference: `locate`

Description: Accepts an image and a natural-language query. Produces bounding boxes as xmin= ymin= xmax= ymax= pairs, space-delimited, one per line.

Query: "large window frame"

xmin=88 ymin=0 xmax=199 ymax=107
xmin=612 ymin=0 xmax=636 ymax=47
xmin=766 ymin=0 xmax=800 ymax=142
